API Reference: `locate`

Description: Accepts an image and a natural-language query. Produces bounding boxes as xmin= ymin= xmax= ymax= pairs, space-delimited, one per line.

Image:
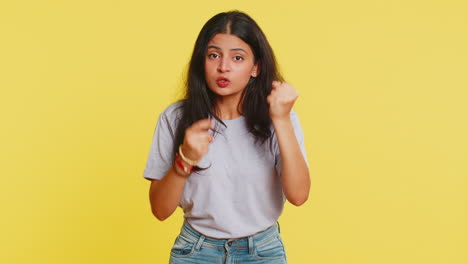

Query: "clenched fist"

xmin=180 ymin=118 xmax=214 ymax=164
xmin=267 ymin=81 xmax=298 ymax=120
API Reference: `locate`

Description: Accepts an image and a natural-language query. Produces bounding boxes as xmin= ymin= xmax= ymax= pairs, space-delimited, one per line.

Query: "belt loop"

xmin=194 ymin=235 xmax=205 ymax=251
xmin=248 ymin=236 xmax=254 ymax=255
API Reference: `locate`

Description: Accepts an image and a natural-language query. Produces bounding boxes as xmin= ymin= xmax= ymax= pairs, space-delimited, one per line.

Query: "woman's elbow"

xmin=288 ymin=195 xmax=309 ymax=206
xmin=152 ymin=208 xmax=169 ymax=221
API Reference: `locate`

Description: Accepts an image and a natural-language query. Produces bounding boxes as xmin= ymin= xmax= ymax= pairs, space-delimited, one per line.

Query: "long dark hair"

xmin=173 ymin=10 xmax=284 ymax=159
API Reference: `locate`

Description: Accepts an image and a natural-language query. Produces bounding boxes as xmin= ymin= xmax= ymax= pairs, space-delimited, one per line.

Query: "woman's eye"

xmin=208 ymin=53 xmax=219 ymax=59
xmin=234 ymin=56 xmax=244 ymax=61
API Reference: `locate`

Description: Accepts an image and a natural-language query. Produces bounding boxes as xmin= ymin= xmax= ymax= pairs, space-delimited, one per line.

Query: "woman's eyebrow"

xmin=231 ymin=48 xmax=247 ymax=53
xmin=207 ymin=45 xmax=247 ymax=53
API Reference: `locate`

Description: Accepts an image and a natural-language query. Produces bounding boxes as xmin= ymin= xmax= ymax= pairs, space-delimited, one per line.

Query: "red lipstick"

xmin=216 ymin=77 xmax=230 ymax=88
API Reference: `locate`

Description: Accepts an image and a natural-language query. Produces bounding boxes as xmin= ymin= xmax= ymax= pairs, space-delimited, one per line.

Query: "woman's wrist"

xmin=178 ymin=145 xmax=200 ymax=166
xmin=173 ymin=153 xmax=193 ymax=177
xmin=271 ymin=115 xmax=291 ymax=127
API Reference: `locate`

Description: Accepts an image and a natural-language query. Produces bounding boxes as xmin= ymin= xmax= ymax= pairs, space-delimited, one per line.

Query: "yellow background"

xmin=1 ymin=0 xmax=467 ymax=263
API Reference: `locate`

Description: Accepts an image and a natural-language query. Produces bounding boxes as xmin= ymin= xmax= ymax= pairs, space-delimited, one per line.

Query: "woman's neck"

xmin=215 ymin=95 xmax=242 ymax=120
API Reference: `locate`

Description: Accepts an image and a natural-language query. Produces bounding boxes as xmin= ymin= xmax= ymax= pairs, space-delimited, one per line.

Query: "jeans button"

xmin=227 ymin=241 xmax=232 ymax=246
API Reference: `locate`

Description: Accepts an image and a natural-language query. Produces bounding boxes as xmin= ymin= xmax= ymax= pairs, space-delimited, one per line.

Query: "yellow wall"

xmin=1 ymin=0 xmax=467 ymax=263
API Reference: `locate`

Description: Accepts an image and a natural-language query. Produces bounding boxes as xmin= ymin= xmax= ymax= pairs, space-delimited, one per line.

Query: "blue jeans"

xmin=169 ymin=220 xmax=287 ymax=263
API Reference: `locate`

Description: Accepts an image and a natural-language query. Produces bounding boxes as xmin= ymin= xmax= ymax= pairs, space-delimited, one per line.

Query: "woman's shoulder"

xmin=155 ymin=101 xmax=184 ymax=133
xmin=160 ymin=101 xmax=184 ymax=120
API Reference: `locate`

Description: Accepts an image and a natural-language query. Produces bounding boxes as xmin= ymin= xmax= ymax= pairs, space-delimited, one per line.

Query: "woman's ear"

xmin=251 ymin=63 xmax=259 ymax=77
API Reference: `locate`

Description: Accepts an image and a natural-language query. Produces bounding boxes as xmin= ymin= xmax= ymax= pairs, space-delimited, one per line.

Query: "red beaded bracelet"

xmin=175 ymin=153 xmax=193 ymax=174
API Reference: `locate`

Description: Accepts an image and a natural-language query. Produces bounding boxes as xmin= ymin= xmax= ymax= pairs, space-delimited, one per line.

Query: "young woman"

xmin=143 ymin=10 xmax=310 ymax=264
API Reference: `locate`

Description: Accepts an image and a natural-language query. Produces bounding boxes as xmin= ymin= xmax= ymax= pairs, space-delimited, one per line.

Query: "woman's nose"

xmin=217 ymin=57 xmax=231 ymax=72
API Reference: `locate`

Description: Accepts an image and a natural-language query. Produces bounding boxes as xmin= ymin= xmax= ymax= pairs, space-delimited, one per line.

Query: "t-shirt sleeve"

xmin=274 ymin=110 xmax=309 ymax=179
xmin=143 ymin=109 xmax=177 ymax=181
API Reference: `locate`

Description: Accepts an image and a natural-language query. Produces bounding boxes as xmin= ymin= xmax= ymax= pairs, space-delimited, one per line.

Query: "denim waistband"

xmin=179 ymin=220 xmax=281 ymax=249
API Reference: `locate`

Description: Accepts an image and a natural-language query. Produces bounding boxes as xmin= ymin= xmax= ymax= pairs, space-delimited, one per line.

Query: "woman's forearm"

xmin=272 ymin=117 xmax=310 ymax=206
xmin=149 ymin=166 xmax=188 ymax=221
xmin=149 ymin=119 xmax=213 ymax=221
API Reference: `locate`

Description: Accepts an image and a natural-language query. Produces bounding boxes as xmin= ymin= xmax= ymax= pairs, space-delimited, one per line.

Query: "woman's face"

xmin=204 ymin=33 xmax=258 ymax=102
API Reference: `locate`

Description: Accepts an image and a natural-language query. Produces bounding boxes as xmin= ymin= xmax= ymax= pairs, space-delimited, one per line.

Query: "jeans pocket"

xmin=254 ymin=234 xmax=286 ymax=260
xmin=170 ymin=234 xmax=196 ymax=258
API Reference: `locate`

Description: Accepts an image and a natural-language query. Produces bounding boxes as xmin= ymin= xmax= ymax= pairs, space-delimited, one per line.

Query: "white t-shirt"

xmin=143 ymin=102 xmax=308 ymax=238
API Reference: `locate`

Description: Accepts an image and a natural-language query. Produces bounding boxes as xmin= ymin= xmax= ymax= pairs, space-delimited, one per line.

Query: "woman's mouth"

xmin=216 ymin=77 xmax=230 ymax=88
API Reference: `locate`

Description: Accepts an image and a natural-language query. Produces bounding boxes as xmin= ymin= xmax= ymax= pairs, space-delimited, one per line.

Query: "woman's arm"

xmin=272 ymin=117 xmax=310 ymax=206
xmin=149 ymin=118 xmax=214 ymax=220
xmin=268 ymin=81 xmax=310 ymax=206
xmin=149 ymin=166 xmax=188 ymax=221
